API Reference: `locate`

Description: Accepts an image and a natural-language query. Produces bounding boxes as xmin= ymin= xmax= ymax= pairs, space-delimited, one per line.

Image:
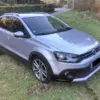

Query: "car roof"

xmin=3 ymin=12 xmax=50 ymax=18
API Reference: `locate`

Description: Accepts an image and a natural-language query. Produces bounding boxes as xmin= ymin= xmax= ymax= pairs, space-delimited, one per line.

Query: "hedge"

xmin=0 ymin=4 xmax=55 ymax=14
xmin=0 ymin=1 xmax=9 ymax=6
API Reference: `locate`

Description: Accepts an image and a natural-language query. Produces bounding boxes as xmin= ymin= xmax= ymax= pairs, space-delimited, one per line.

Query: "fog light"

xmin=65 ymin=72 xmax=69 ymax=76
xmin=65 ymin=72 xmax=73 ymax=79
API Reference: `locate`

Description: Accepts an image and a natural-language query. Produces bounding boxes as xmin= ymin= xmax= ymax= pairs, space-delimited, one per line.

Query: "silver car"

xmin=0 ymin=13 xmax=100 ymax=83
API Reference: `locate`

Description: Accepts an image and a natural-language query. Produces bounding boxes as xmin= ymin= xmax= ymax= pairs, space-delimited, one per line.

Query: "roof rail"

xmin=3 ymin=13 xmax=19 ymax=16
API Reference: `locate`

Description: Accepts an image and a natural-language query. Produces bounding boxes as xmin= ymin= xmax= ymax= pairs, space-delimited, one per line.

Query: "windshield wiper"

xmin=57 ymin=27 xmax=72 ymax=32
xmin=35 ymin=31 xmax=58 ymax=35
xmin=35 ymin=27 xmax=72 ymax=36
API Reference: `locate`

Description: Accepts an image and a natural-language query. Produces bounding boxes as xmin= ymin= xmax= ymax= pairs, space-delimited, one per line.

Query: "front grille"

xmin=95 ymin=45 xmax=100 ymax=52
xmin=79 ymin=45 xmax=100 ymax=60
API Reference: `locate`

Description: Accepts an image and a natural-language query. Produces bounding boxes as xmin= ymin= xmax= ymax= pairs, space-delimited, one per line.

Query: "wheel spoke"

xmin=33 ymin=60 xmax=39 ymax=69
xmin=33 ymin=67 xmax=39 ymax=72
xmin=38 ymin=60 xmax=42 ymax=67
xmin=39 ymin=71 xmax=44 ymax=81
xmin=41 ymin=69 xmax=47 ymax=78
xmin=35 ymin=70 xmax=39 ymax=75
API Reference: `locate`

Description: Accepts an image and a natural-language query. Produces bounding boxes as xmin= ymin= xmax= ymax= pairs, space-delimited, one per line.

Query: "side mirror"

xmin=14 ymin=31 xmax=24 ymax=38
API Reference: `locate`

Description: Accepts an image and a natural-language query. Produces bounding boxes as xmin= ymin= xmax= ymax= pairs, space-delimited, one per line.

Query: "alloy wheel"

xmin=32 ymin=59 xmax=48 ymax=81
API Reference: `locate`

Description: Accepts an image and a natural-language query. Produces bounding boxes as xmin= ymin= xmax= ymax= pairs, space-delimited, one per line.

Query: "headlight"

xmin=54 ymin=51 xmax=79 ymax=63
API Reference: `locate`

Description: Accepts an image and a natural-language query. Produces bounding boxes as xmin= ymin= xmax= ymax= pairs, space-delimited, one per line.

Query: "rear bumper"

xmin=73 ymin=64 xmax=100 ymax=82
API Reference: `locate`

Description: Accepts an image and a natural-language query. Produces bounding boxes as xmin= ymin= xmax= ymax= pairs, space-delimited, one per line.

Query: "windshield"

xmin=23 ymin=16 xmax=71 ymax=35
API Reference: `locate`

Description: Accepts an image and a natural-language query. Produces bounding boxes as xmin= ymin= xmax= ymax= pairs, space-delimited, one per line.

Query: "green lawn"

xmin=0 ymin=11 xmax=100 ymax=100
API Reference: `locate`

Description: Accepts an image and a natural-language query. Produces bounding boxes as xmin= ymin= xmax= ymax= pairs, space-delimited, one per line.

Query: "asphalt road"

xmin=52 ymin=8 xmax=70 ymax=15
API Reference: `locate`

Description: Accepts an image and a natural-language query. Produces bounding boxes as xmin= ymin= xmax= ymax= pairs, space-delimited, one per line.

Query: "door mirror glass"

xmin=14 ymin=31 xmax=24 ymax=37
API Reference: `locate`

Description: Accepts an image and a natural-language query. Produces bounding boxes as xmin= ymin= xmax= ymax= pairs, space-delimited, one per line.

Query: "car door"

xmin=5 ymin=17 xmax=33 ymax=60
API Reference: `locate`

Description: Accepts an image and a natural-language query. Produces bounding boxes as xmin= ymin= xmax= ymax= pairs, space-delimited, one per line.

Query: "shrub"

xmin=0 ymin=1 xmax=9 ymax=6
xmin=0 ymin=4 xmax=55 ymax=15
xmin=41 ymin=4 xmax=55 ymax=12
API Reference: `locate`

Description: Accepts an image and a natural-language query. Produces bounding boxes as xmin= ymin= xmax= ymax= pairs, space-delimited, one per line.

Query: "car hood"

xmin=36 ymin=29 xmax=99 ymax=55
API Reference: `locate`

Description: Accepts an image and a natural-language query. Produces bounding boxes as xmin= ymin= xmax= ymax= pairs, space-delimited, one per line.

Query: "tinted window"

xmin=11 ymin=17 xmax=28 ymax=35
xmin=23 ymin=16 xmax=71 ymax=35
xmin=0 ymin=16 xmax=29 ymax=35
xmin=0 ymin=17 xmax=13 ymax=31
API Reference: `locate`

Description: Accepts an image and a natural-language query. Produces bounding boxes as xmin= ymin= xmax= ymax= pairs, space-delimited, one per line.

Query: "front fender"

xmin=29 ymin=48 xmax=60 ymax=75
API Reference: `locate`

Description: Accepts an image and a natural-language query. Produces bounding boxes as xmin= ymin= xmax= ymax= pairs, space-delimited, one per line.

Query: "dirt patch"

xmin=84 ymin=83 xmax=99 ymax=100
xmin=27 ymin=83 xmax=53 ymax=96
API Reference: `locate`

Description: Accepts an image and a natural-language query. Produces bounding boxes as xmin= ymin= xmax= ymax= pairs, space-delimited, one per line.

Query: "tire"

xmin=31 ymin=56 xmax=52 ymax=83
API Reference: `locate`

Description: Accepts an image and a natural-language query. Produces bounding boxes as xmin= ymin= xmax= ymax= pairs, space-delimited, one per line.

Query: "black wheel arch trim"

xmin=29 ymin=51 xmax=45 ymax=61
xmin=29 ymin=51 xmax=53 ymax=74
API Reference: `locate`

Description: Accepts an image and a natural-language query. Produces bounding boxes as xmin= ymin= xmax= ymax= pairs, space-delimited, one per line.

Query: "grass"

xmin=0 ymin=11 xmax=100 ymax=100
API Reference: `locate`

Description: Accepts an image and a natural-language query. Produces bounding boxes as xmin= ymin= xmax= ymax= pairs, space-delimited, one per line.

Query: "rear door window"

xmin=0 ymin=16 xmax=13 ymax=31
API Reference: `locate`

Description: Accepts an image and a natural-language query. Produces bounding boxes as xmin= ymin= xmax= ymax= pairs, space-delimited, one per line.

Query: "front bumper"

xmin=56 ymin=58 xmax=100 ymax=82
xmin=73 ymin=64 xmax=100 ymax=82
